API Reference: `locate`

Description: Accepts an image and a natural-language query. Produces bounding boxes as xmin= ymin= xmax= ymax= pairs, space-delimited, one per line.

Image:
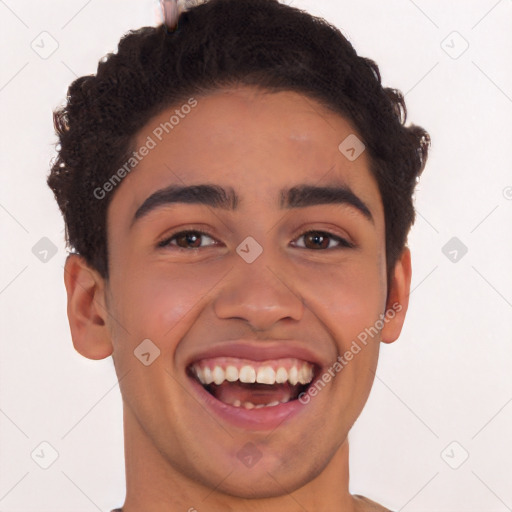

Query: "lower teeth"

xmin=195 ymin=376 xmax=308 ymax=408
xmin=231 ymin=399 xmax=283 ymax=409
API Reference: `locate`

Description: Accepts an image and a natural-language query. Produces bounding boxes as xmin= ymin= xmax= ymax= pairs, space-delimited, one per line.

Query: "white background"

xmin=1 ymin=0 xmax=511 ymax=510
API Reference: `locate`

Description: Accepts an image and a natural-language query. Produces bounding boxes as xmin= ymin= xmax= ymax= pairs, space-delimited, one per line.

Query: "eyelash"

xmin=157 ymin=229 xmax=355 ymax=251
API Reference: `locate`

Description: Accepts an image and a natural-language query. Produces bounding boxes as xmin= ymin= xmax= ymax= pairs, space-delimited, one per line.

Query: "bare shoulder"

xmin=353 ymin=494 xmax=394 ymax=512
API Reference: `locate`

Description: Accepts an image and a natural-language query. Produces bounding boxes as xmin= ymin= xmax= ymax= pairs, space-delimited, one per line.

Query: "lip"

xmin=184 ymin=339 xmax=324 ymax=431
xmin=185 ymin=339 xmax=325 ymax=367
xmin=187 ymin=370 xmax=312 ymax=431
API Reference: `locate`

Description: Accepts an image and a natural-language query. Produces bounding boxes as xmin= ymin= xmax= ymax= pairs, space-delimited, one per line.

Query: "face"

xmin=75 ymin=86 xmax=410 ymax=498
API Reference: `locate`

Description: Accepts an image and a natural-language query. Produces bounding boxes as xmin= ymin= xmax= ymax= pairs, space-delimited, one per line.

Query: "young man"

xmin=47 ymin=1 xmax=430 ymax=510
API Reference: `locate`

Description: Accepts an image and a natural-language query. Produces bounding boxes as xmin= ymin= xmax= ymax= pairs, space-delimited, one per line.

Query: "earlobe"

xmin=63 ymin=254 xmax=114 ymax=360
xmin=381 ymin=247 xmax=412 ymax=344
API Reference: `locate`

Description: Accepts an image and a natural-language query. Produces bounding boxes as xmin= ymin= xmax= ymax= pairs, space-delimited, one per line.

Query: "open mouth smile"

xmin=184 ymin=341 xmax=325 ymax=429
xmin=185 ymin=349 xmax=322 ymax=430
xmin=188 ymin=357 xmax=316 ymax=409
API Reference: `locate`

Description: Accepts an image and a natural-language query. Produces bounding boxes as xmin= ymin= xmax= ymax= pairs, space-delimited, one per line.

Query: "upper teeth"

xmin=191 ymin=358 xmax=314 ymax=386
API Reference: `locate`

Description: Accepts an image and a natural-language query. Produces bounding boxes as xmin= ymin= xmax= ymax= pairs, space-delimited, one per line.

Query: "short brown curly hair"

xmin=47 ymin=0 xmax=430 ymax=283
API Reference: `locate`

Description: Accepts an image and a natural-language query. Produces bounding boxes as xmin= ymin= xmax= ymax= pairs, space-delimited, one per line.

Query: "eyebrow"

xmin=131 ymin=183 xmax=373 ymax=226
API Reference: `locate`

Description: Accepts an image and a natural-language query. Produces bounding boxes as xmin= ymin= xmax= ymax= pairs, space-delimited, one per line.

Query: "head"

xmin=48 ymin=0 xmax=429 ymax=501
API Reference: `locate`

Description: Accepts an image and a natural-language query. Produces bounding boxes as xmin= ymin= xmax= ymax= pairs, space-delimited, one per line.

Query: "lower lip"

xmin=188 ymin=375 xmax=312 ymax=431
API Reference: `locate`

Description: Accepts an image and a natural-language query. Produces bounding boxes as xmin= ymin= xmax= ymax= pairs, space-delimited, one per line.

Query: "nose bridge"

xmin=213 ymin=243 xmax=304 ymax=330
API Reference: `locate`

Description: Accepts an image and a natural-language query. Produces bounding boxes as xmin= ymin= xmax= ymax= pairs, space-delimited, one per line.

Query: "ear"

xmin=63 ymin=254 xmax=113 ymax=360
xmin=381 ymin=247 xmax=412 ymax=344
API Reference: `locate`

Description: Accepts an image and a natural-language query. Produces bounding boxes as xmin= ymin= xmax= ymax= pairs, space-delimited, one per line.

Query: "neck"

xmin=120 ymin=404 xmax=356 ymax=512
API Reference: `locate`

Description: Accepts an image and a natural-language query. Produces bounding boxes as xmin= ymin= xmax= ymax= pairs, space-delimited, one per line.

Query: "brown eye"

xmin=294 ymin=230 xmax=353 ymax=250
xmin=158 ymin=230 xmax=217 ymax=249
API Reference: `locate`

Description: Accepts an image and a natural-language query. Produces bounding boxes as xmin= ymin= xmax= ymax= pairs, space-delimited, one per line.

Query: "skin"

xmin=63 ymin=86 xmax=411 ymax=512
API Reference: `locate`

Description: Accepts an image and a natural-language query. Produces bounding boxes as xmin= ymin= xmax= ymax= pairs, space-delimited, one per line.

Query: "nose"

xmin=213 ymin=257 xmax=304 ymax=332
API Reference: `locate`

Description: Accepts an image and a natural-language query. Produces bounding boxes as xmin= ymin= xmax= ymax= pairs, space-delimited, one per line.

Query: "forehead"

xmin=108 ymin=86 xmax=382 ymax=223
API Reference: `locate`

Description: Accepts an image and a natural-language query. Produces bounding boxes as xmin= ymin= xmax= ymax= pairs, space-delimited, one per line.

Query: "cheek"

xmin=304 ymin=257 xmax=384 ymax=336
xmin=116 ymin=263 xmax=221 ymax=339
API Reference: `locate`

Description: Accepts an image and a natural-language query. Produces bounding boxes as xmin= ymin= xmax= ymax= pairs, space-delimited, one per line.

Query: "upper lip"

xmin=185 ymin=340 xmax=325 ymax=369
